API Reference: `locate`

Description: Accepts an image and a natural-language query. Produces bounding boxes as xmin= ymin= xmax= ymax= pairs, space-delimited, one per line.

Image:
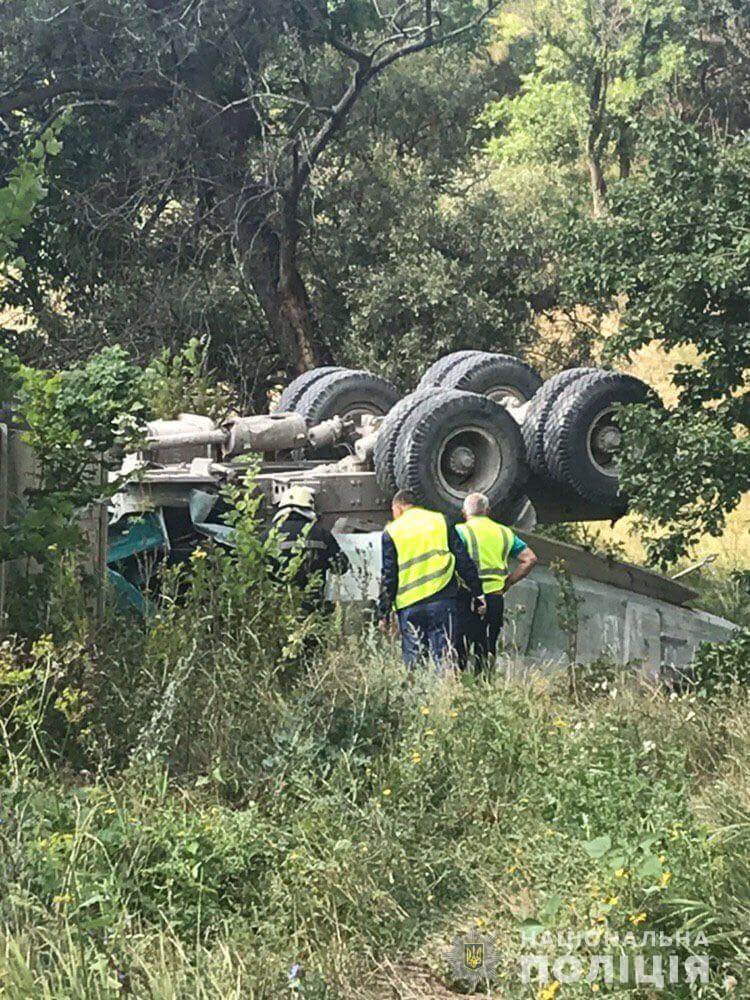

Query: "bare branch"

xmin=326 ymin=33 xmax=371 ymax=67
xmin=0 ymin=76 xmax=167 ymax=117
xmin=289 ymin=0 xmax=501 ymax=204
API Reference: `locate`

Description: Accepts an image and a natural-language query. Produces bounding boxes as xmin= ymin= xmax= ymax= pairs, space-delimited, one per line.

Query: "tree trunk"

xmin=587 ymin=66 xmax=608 ymax=217
xmin=616 ymin=125 xmax=632 ymax=179
xmin=587 ymin=155 xmax=607 ymax=217
xmin=243 ymin=222 xmax=331 ymax=374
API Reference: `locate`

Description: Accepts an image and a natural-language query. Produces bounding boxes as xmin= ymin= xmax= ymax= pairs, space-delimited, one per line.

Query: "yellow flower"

xmin=604 ymin=896 xmax=619 ymax=905
xmin=474 ymin=916 xmax=486 ymax=927
xmin=411 ymin=752 xmax=422 ymax=764
xmin=614 ymin=868 xmax=627 ymax=878
xmin=449 ymin=709 xmax=459 ymax=718
xmin=660 ymin=870 xmax=672 ymax=887
xmin=382 ymin=788 xmax=392 ymax=797
xmin=552 ymin=717 xmax=568 ymax=728
xmin=52 ymin=894 xmax=72 ymax=906
xmin=425 ymin=729 xmax=436 ymax=737
xmin=359 ymin=843 xmax=367 ymax=853
xmin=539 ymin=980 xmax=561 ymax=1000
xmin=420 ymin=706 xmax=430 ymax=716
xmin=591 ymin=984 xmax=600 ymax=992
xmin=629 ymin=911 xmax=647 ymax=925
xmin=191 ymin=547 xmax=207 ymax=560
xmin=427 ymin=893 xmax=434 ymax=901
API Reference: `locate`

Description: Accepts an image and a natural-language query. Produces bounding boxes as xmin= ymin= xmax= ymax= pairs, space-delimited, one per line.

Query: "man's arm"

xmin=378 ymin=532 xmax=398 ymax=620
xmin=448 ymin=525 xmax=483 ymax=598
xmin=503 ymin=538 xmax=537 ymax=592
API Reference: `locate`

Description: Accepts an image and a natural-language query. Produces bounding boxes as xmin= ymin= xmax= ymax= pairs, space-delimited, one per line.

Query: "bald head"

xmin=463 ymin=492 xmax=489 ymax=517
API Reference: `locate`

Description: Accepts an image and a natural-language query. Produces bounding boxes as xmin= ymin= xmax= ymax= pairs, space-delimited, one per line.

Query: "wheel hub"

xmin=595 ymin=426 xmax=622 ymax=451
xmin=448 ymin=445 xmax=476 ymax=475
xmin=586 ymin=407 xmax=622 ymax=477
xmin=436 ymin=426 xmax=503 ymax=498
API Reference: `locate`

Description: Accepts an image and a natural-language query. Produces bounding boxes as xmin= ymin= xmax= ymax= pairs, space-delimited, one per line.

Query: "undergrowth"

xmin=1 ymin=598 xmax=749 ymax=996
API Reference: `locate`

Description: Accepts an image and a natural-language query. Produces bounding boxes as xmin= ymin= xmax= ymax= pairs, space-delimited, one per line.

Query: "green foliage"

xmin=483 ymin=0 xmax=700 ymax=205
xmin=312 ymin=152 xmax=552 ymax=385
xmin=0 ymin=123 xmax=63 ymax=272
xmin=557 ymin=120 xmax=750 ymax=564
xmin=690 ymin=629 xmax=750 ymax=699
xmin=141 ymin=338 xmax=235 ymax=422
xmin=1 ymin=635 xmax=749 ymax=994
xmin=0 ymin=347 xmax=145 ymax=565
xmin=692 ymin=568 xmax=750 ymax=629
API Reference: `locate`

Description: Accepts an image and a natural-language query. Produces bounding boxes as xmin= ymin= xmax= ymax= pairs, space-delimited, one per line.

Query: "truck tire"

xmin=522 ymin=367 xmax=597 ymax=476
xmin=417 ymin=351 xmax=483 ymax=389
xmin=438 ymin=352 xmax=543 ymax=406
xmin=543 ymin=370 xmax=655 ymax=502
xmin=373 ymin=389 xmax=447 ymax=496
xmin=393 ymin=390 xmax=527 ymax=519
xmin=295 ymin=369 xmax=400 ymax=454
xmin=275 ymin=366 xmax=346 ymax=413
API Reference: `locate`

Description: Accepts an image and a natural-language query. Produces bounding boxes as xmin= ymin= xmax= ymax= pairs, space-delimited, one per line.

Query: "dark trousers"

xmin=397 ymin=596 xmax=460 ymax=671
xmin=459 ymin=591 xmax=505 ymax=665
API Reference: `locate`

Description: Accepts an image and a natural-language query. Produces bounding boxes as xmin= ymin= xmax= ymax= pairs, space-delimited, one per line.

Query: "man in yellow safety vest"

xmin=378 ymin=490 xmax=486 ymax=669
xmin=456 ymin=491 xmax=537 ymax=664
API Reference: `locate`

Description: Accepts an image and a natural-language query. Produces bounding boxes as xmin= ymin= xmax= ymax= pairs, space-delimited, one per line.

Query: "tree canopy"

xmin=1 ymin=0 xmax=748 ymax=562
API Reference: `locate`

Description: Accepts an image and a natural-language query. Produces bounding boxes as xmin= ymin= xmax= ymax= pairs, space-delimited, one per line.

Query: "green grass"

xmin=1 ymin=635 xmax=749 ymax=998
xmin=1 ymin=523 xmax=748 ymax=999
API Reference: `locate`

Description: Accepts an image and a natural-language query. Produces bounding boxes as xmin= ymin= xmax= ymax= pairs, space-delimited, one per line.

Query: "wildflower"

xmin=591 ymin=984 xmax=600 ymax=992
xmin=474 ymin=916 xmax=486 ymax=927
xmin=629 ymin=911 xmax=647 ymax=925
xmin=411 ymin=752 xmax=422 ymax=764
xmin=449 ymin=710 xmax=458 ymax=719
xmin=52 ymin=894 xmax=72 ymax=906
xmin=359 ymin=843 xmax=367 ymax=853
xmin=382 ymin=788 xmax=392 ymax=797
xmin=614 ymin=868 xmax=627 ymax=878
xmin=539 ymin=980 xmax=561 ymax=1000
xmin=604 ymin=896 xmax=619 ymax=906
xmin=420 ymin=706 xmax=430 ymax=716
xmin=425 ymin=729 xmax=435 ymax=737
xmin=426 ymin=893 xmax=434 ymax=902
xmin=552 ymin=717 xmax=568 ymax=728
xmin=660 ymin=871 xmax=672 ymax=887
xmin=191 ymin=547 xmax=207 ymax=560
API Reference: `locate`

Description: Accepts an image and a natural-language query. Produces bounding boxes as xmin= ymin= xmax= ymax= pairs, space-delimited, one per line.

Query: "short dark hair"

xmin=392 ymin=489 xmax=418 ymax=507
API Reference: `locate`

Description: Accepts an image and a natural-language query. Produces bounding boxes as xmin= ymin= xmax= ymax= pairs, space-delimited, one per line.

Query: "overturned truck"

xmin=109 ymin=352 xmax=737 ymax=670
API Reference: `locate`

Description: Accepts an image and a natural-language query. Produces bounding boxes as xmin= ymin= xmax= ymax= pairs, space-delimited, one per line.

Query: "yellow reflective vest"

xmin=385 ymin=506 xmax=456 ymax=610
xmin=456 ymin=515 xmax=515 ymax=594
